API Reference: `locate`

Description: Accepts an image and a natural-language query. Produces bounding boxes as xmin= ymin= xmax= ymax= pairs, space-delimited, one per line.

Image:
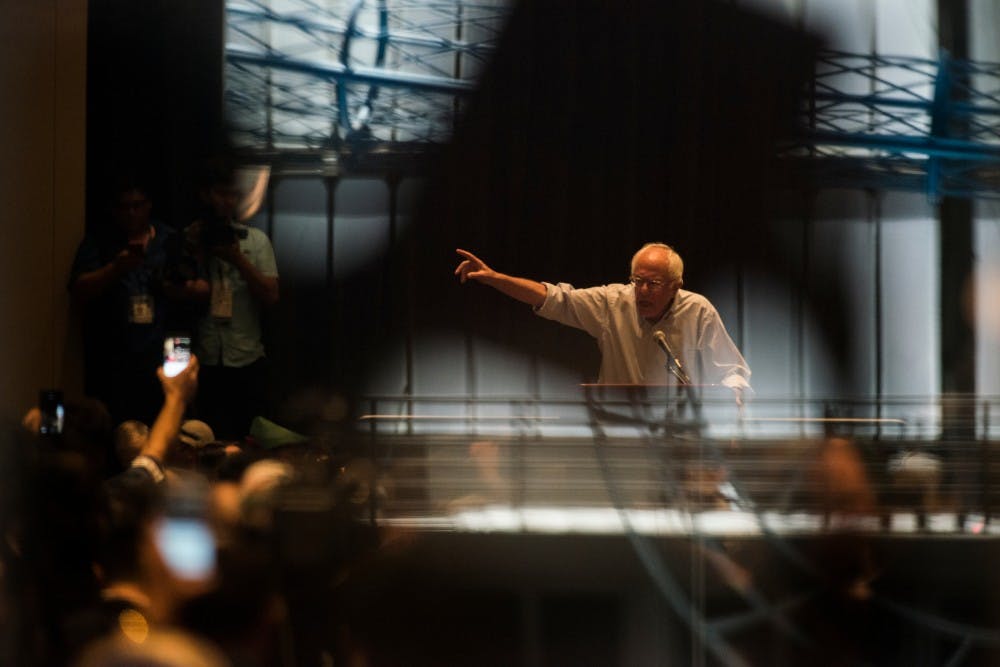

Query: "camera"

xmin=202 ymin=217 xmax=238 ymax=248
xmin=201 ymin=216 xmax=249 ymax=249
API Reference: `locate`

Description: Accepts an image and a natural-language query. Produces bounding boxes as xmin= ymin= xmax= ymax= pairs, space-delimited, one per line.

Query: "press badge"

xmin=210 ymin=275 xmax=233 ymax=319
xmin=129 ymin=294 xmax=154 ymax=324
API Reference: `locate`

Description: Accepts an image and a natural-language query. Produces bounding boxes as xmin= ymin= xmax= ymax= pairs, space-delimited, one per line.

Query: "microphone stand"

xmin=662 ymin=354 xmax=703 ymax=432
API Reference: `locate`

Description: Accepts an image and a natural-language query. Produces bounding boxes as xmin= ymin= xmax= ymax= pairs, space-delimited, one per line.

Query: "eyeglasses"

xmin=629 ymin=275 xmax=669 ymax=290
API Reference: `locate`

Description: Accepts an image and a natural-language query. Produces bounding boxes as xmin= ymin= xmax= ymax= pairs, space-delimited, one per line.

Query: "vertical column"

xmin=937 ymin=0 xmax=974 ymax=409
xmin=325 ymin=175 xmax=340 ymax=384
xmin=937 ymin=0 xmax=978 ymax=519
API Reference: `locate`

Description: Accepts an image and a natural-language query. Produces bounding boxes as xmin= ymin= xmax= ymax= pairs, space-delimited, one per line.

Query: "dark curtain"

xmin=358 ymin=0 xmax=825 ymax=392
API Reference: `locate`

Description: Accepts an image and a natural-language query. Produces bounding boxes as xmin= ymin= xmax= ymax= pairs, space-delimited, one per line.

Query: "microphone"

xmin=653 ymin=331 xmax=691 ymax=384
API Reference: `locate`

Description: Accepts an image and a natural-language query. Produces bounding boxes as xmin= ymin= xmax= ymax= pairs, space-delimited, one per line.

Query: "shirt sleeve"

xmin=129 ymin=454 xmax=167 ymax=484
xmin=251 ymin=230 xmax=278 ymax=278
xmin=67 ymin=235 xmax=103 ymax=290
xmin=534 ymin=282 xmax=610 ymax=339
xmin=699 ymin=308 xmax=752 ymax=391
xmin=103 ymin=457 xmax=164 ymax=499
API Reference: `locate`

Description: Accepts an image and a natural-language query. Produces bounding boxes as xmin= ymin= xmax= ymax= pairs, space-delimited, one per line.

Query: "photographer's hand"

xmin=163 ymin=278 xmax=210 ymax=303
xmin=113 ymin=246 xmax=145 ymax=273
xmin=71 ymin=246 xmax=143 ymax=304
xmin=212 ymin=241 xmax=279 ymax=307
xmin=21 ymin=407 xmax=41 ymax=434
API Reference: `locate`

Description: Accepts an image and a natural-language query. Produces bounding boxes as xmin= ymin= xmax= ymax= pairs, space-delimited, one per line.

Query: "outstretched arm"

xmin=454 ymin=248 xmax=547 ymax=308
xmin=141 ymin=355 xmax=200 ymax=463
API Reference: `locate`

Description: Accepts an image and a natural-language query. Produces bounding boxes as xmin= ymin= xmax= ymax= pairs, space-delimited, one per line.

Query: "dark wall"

xmin=87 ymin=0 xmax=226 ymax=229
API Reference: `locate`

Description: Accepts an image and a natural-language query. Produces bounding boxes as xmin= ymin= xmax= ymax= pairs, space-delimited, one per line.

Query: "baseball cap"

xmin=178 ymin=420 xmax=216 ymax=449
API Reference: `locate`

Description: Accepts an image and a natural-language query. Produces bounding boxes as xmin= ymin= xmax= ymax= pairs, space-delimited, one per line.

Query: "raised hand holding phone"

xmin=163 ymin=335 xmax=192 ymax=378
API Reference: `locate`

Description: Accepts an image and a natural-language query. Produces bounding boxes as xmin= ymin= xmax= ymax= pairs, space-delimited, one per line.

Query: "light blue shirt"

xmin=535 ymin=282 xmax=751 ymax=390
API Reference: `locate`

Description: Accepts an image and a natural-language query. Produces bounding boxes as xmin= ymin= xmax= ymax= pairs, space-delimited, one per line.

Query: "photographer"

xmin=186 ymin=159 xmax=279 ymax=440
xmin=69 ymin=177 xmax=204 ymax=429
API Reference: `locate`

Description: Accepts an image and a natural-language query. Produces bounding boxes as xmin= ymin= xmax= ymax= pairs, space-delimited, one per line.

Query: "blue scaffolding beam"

xmin=224 ymin=2 xmax=1000 ymax=199
xmin=784 ymin=50 xmax=1000 ymax=201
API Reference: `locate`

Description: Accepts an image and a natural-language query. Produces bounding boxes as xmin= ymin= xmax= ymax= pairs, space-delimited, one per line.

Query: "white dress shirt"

xmin=535 ymin=282 xmax=751 ymax=390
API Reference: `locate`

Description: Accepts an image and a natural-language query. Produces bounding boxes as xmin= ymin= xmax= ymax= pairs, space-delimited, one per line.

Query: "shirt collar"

xmin=641 ymin=293 xmax=678 ymax=326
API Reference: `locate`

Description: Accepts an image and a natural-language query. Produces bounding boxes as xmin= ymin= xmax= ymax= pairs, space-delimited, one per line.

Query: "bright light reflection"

xmin=418 ymin=506 xmax=1000 ymax=536
xmin=449 ymin=506 xmax=765 ymax=536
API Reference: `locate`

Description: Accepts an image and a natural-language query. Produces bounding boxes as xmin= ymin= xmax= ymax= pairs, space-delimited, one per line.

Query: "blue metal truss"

xmin=224 ymin=0 xmax=509 ymax=152
xmin=224 ymin=2 xmax=1000 ymax=199
xmin=784 ymin=50 xmax=1000 ymax=201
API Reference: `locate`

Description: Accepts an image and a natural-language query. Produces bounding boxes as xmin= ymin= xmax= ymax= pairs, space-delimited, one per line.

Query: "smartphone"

xmin=163 ymin=335 xmax=191 ymax=377
xmin=38 ymin=389 xmax=64 ymax=436
xmin=153 ymin=517 xmax=216 ymax=582
xmin=155 ymin=477 xmax=216 ymax=583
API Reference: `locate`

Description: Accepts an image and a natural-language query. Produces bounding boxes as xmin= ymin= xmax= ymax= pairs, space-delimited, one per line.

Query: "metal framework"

xmin=784 ymin=50 xmax=1000 ymax=200
xmin=224 ymin=2 xmax=1000 ymax=198
xmin=225 ymin=0 xmax=509 ymax=153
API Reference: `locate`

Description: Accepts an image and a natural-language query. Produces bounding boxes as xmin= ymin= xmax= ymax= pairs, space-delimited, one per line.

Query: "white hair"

xmin=630 ymin=242 xmax=684 ymax=285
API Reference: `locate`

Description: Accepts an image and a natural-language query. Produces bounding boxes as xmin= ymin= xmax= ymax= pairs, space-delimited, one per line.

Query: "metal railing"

xmin=351 ymin=393 xmax=1000 ymax=528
